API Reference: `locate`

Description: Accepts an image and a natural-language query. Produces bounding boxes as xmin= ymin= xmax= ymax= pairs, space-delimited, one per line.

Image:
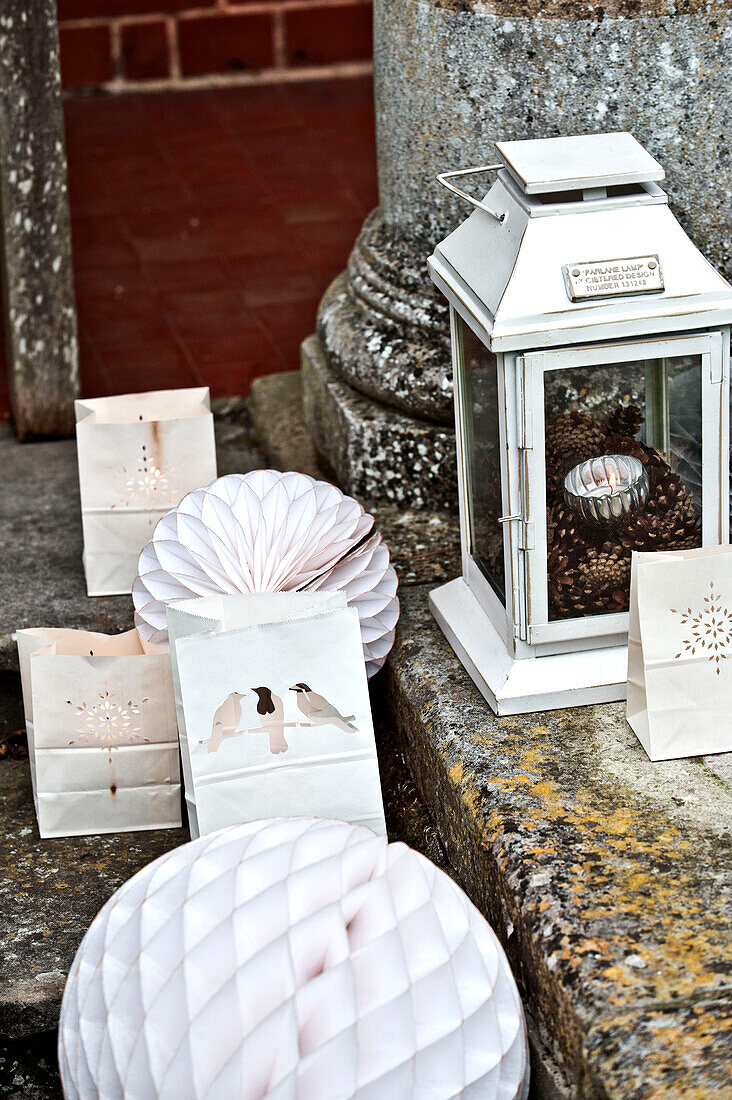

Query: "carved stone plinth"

xmin=302 ymin=333 xmax=456 ymax=511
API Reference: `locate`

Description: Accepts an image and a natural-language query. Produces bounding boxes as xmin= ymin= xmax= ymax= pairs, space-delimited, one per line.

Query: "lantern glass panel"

xmin=458 ymin=317 xmax=505 ymax=603
xmin=544 ymin=353 xmax=703 ymax=622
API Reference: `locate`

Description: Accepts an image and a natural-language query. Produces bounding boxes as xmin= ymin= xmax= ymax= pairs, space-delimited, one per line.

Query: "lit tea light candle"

xmin=563 ymin=454 xmax=649 ymax=525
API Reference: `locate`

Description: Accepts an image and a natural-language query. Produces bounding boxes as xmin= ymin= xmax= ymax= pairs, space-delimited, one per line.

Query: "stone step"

xmin=0 ymin=704 xmax=447 ymax=1044
xmin=249 ymin=369 xmax=461 ymax=588
xmin=0 ymin=376 xmax=460 ymax=676
xmin=301 ymin=329 xmax=458 ymax=513
xmin=0 ymin=377 xmax=455 ymax=1069
xmin=0 ymin=399 xmax=267 ymax=673
xmin=6 ymin=369 xmax=730 ymax=1098
xmin=384 ymin=587 xmax=732 ymax=1098
xmin=0 ymin=757 xmax=190 ymax=1041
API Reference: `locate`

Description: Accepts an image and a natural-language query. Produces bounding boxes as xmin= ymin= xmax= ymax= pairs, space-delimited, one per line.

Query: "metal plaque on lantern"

xmin=428 ymin=132 xmax=732 ymax=714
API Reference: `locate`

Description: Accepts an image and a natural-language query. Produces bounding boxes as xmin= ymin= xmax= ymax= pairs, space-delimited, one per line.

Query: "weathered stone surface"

xmin=0 ymin=674 xmax=25 ymax=740
xmin=0 ymin=757 xmax=189 ymax=1038
xmin=0 ymin=677 xmax=447 ymax=1044
xmin=384 ymin=587 xmax=732 ymax=1097
xmin=248 ymin=369 xmax=462 ymax=586
xmin=248 ymin=372 xmax=323 ymax=478
xmin=210 ymin=395 xmax=268 ymax=477
xmin=583 ymin=997 xmax=732 ymax=1098
xmin=373 ymin=505 xmax=460 ymax=588
xmin=302 ymin=334 xmax=458 ymax=511
xmin=0 ymin=1032 xmax=60 ymax=1099
xmin=318 ymin=221 xmax=453 ymax=424
xmin=0 ymin=2 xmax=80 ymax=440
xmin=0 ymin=406 xmax=267 ymax=672
xmin=0 ymin=431 xmax=131 ymax=673
xmin=375 ymin=0 xmax=731 ymax=279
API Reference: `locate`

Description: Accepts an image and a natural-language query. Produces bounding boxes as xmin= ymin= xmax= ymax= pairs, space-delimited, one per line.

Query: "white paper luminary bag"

xmin=16 ymin=628 xmax=181 ymax=838
xmin=167 ymin=591 xmax=386 ymax=839
xmin=627 ymin=546 xmax=732 ymax=761
xmin=75 ymin=387 xmax=217 ymax=596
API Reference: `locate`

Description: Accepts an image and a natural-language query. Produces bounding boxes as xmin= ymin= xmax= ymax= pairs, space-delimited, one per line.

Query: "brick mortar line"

xmin=60 ymin=0 xmax=371 ymax=31
xmin=62 ymin=59 xmax=373 ymax=96
xmin=165 ymin=15 xmax=182 ymax=79
xmin=272 ymin=8 xmax=287 ymax=69
xmin=109 ymin=20 xmax=123 ymax=80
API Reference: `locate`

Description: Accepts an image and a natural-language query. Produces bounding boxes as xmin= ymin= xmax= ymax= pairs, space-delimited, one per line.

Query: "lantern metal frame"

xmin=428 ymin=133 xmax=732 ymax=715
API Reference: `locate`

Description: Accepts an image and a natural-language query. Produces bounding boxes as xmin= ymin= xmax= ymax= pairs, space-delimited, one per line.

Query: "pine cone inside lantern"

xmin=618 ymin=470 xmax=701 ymax=553
xmin=545 ymin=411 xmax=608 ymax=494
xmin=577 ymin=546 xmax=632 ymax=592
xmin=546 ymin=401 xmax=702 ymax=619
xmin=605 ymin=403 xmax=644 ymax=439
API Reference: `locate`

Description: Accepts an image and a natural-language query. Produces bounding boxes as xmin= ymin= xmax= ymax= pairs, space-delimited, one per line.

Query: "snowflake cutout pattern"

xmin=671 ymin=581 xmax=732 ymax=675
xmin=67 ymin=682 xmax=150 ymax=760
xmin=123 ymin=444 xmax=171 ymax=503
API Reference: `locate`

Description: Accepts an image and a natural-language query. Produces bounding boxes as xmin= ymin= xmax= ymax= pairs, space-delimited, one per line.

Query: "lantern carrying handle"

xmin=436 ymin=164 xmax=507 ymax=224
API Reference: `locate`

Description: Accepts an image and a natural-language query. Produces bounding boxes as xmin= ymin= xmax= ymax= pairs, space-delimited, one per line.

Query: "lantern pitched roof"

xmin=429 ymin=137 xmax=732 ymax=352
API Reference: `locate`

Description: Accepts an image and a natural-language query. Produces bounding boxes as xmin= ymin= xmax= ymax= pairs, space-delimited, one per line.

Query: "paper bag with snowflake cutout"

xmin=75 ymin=387 xmax=217 ymax=597
xmin=627 ymin=545 xmax=732 ymax=760
xmin=166 ymin=591 xmax=386 ymax=839
xmin=16 ymin=628 xmax=181 ymax=838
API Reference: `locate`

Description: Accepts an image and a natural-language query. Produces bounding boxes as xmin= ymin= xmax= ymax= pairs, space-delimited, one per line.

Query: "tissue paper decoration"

xmin=166 ymin=591 xmax=386 ymax=839
xmin=16 ymin=628 xmax=181 ymax=838
xmin=58 ymin=817 xmax=530 ymax=1100
xmin=132 ymin=470 xmax=399 ymax=676
xmin=75 ymin=387 xmax=217 ymax=597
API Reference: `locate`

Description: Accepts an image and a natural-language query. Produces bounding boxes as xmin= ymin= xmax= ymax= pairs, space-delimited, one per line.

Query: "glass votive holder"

xmin=563 ymin=454 xmax=649 ymax=526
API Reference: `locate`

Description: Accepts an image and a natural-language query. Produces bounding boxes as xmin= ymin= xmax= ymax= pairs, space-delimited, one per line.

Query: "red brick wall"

xmin=57 ymin=0 xmax=373 ymax=92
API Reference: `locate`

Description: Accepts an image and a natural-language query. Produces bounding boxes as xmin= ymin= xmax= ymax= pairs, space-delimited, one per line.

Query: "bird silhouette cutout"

xmin=206 ymin=691 xmax=247 ymax=753
xmin=249 ymin=686 xmax=296 ymax=754
xmin=289 ymin=683 xmax=358 ymax=733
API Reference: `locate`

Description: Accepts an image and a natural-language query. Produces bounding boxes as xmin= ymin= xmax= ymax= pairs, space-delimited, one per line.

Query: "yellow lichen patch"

xmin=625 ymin=872 xmax=652 ymax=890
xmin=602 ymin=965 xmax=637 ymax=985
xmin=530 ymin=780 xmax=557 ymax=799
xmin=519 ymin=745 xmax=547 ymax=772
xmin=527 ymin=844 xmax=560 ymax=859
xmin=596 ymin=808 xmax=634 ymax=835
xmin=575 ymin=937 xmax=610 ymax=955
xmin=448 ymin=761 xmax=482 ymax=819
xmin=593 ymin=1000 xmax=732 ymax=1099
xmin=511 ymin=760 xmax=730 ymax=1000
xmin=440 ymin=704 xmax=730 ymax=1007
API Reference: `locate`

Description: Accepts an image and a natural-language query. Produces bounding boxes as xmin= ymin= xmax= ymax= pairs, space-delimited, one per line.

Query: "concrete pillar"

xmin=302 ymin=0 xmax=731 ymax=511
xmin=0 ymin=1 xmax=80 ymax=440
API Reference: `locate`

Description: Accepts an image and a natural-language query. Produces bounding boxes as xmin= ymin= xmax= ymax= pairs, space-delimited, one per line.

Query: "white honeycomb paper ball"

xmin=59 ymin=817 xmax=529 ymax=1100
xmin=133 ymin=471 xmax=399 ymax=677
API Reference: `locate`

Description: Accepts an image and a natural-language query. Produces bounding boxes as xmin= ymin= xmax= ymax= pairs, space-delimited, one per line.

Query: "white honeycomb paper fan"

xmin=58 ymin=817 xmax=530 ymax=1100
xmin=132 ymin=471 xmax=399 ymax=676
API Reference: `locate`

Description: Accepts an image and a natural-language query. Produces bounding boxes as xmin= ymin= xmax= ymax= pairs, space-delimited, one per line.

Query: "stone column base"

xmin=301 ymin=333 xmax=457 ymax=512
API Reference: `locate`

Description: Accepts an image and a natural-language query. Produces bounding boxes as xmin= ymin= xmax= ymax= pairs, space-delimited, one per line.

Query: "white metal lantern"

xmin=428 ymin=132 xmax=732 ymax=715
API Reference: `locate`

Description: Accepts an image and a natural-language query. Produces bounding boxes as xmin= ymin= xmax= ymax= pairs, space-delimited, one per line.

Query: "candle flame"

xmin=608 ymin=470 xmax=617 ymax=491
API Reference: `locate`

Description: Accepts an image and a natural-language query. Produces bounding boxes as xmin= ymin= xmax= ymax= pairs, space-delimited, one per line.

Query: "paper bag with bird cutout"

xmin=627 ymin=545 xmax=732 ymax=760
xmin=16 ymin=628 xmax=181 ymax=838
xmin=167 ymin=591 xmax=386 ymax=839
xmin=75 ymin=387 xmax=216 ymax=597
